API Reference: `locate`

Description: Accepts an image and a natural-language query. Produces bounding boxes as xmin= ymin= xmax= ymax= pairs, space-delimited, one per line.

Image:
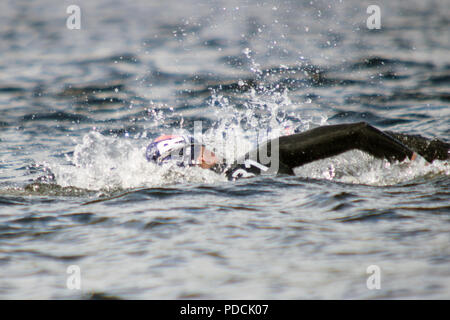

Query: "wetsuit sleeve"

xmin=224 ymin=122 xmax=448 ymax=181
xmin=275 ymin=122 xmax=416 ymax=170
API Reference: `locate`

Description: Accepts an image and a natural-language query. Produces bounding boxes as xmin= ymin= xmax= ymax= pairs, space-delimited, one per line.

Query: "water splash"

xmin=49 ymin=131 xmax=223 ymax=191
xmin=42 ymin=50 xmax=448 ymax=191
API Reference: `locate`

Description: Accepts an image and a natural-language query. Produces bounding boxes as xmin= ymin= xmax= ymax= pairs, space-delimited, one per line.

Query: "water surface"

xmin=0 ymin=0 xmax=449 ymax=299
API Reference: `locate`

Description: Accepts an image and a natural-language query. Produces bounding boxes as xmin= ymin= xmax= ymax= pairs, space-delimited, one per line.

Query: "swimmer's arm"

xmin=384 ymin=131 xmax=450 ymax=162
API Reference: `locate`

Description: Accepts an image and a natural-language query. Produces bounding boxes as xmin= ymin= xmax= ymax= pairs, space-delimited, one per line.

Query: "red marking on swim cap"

xmin=154 ymin=134 xmax=181 ymax=142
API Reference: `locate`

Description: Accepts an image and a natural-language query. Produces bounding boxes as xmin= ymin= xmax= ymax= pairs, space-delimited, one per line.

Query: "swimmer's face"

xmin=146 ymin=135 xmax=219 ymax=168
xmin=197 ymin=146 xmax=219 ymax=169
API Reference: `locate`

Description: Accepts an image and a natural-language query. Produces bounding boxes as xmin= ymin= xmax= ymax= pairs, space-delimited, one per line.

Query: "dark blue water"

xmin=0 ymin=0 xmax=449 ymax=299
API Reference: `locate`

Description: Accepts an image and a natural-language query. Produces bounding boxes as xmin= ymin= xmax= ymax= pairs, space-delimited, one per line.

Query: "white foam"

xmin=294 ymin=150 xmax=449 ymax=186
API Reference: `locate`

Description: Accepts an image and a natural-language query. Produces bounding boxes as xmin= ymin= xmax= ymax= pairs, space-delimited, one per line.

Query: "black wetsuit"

xmin=222 ymin=122 xmax=450 ymax=180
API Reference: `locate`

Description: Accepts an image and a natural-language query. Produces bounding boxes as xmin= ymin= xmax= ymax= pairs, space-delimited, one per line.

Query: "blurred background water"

xmin=0 ymin=0 xmax=449 ymax=299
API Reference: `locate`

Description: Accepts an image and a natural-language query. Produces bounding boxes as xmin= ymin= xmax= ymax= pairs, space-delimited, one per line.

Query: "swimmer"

xmin=146 ymin=122 xmax=450 ymax=181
